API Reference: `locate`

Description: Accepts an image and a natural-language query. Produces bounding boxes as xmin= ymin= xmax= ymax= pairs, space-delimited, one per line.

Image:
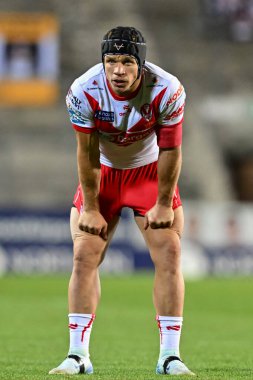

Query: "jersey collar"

xmin=106 ymin=77 xmax=142 ymax=101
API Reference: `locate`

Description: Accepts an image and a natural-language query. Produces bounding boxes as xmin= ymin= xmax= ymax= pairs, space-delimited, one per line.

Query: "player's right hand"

xmin=78 ymin=210 xmax=108 ymax=240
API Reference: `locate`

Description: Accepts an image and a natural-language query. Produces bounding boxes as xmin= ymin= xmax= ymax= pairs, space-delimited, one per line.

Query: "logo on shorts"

xmin=140 ymin=103 xmax=152 ymax=121
xmin=95 ymin=110 xmax=114 ymax=122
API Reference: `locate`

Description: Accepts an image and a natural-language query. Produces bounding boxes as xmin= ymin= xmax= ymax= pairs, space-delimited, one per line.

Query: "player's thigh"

xmin=70 ymin=207 xmax=119 ymax=262
xmin=134 ymin=206 xmax=184 ymax=264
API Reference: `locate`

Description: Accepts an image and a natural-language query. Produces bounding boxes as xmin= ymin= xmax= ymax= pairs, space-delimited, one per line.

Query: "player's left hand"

xmin=144 ymin=204 xmax=174 ymax=230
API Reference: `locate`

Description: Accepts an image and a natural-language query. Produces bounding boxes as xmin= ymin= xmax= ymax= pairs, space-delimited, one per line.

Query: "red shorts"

xmin=73 ymin=161 xmax=182 ymax=222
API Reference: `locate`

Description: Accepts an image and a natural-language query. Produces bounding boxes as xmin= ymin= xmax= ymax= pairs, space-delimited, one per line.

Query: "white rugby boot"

xmin=156 ymin=355 xmax=195 ymax=376
xmin=49 ymin=354 xmax=93 ymax=375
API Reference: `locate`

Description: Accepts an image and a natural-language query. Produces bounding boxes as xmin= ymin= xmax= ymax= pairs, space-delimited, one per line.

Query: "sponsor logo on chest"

xmin=87 ymin=80 xmax=104 ymax=91
xmin=107 ymin=127 xmax=154 ymax=146
xmin=167 ymin=84 xmax=184 ymax=106
xmin=119 ymin=105 xmax=132 ymax=116
xmin=94 ymin=110 xmax=114 ymax=122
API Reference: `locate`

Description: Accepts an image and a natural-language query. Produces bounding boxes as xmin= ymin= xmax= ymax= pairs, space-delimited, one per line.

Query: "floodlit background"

xmin=0 ymin=0 xmax=253 ymax=276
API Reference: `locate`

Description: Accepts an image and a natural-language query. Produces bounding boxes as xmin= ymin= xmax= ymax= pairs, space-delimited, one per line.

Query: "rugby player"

xmin=49 ymin=26 xmax=194 ymax=376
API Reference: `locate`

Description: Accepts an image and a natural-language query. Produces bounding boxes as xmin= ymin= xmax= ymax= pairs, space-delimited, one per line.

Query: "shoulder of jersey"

xmin=144 ymin=61 xmax=182 ymax=93
xmin=74 ymin=63 xmax=105 ymax=91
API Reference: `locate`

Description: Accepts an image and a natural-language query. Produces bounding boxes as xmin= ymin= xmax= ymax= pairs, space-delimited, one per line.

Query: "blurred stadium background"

xmin=0 ymin=1 xmax=253 ymax=379
xmin=0 ymin=0 xmax=253 ymax=278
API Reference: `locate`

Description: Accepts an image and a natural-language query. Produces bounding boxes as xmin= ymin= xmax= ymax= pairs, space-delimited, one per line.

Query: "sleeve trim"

xmin=72 ymin=124 xmax=96 ymax=134
xmin=156 ymin=120 xmax=183 ymax=149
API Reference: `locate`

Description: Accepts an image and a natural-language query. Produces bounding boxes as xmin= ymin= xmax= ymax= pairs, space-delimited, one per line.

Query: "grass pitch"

xmin=0 ymin=274 xmax=252 ymax=379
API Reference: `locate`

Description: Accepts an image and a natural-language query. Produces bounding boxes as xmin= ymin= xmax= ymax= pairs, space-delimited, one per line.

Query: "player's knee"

xmin=73 ymin=253 xmax=100 ymax=273
xmin=151 ymin=237 xmax=181 ymax=270
xmin=151 ymin=230 xmax=180 ymax=254
xmin=73 ymin=243 xmax=103 ymax=270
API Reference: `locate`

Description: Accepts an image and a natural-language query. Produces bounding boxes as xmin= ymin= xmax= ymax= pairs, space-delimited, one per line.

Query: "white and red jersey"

xmin=66 ymin=61 xmax=186 ymax=169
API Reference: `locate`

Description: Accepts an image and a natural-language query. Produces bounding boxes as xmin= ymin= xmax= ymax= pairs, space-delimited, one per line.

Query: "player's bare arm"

xmin=76 ymin=131 xmax=108 ymax=240
xmin=144 ymin=146 xmax=182 ymax=230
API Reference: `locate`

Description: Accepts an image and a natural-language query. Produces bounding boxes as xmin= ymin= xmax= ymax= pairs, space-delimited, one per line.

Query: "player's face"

xmin=104 ymin=55 xmax=141 ymax=96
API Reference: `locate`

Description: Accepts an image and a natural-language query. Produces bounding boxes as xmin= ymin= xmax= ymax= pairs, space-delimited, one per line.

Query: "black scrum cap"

xmin=101 ymin=26 xmax=146 ymax=77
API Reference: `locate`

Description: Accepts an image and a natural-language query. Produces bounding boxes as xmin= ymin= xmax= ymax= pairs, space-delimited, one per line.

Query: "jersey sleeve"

xmin=66 ymin=79 xmax=96 ymax=134
xmin=156 ymin=78 xmax=186 ymax=149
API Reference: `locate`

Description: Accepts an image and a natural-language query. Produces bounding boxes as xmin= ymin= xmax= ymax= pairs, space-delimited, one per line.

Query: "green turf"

xmin=0 ymin=274 xmax=253 ymax=379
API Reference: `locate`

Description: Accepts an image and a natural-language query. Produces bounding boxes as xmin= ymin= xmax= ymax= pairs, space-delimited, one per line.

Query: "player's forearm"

xmin=157 ymin=146 xmax=182 ymax=207
xmin=78 ymin=160 xmax=101 ymax=211
xmin=76 ymin=132 xmax=101 ymax=211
